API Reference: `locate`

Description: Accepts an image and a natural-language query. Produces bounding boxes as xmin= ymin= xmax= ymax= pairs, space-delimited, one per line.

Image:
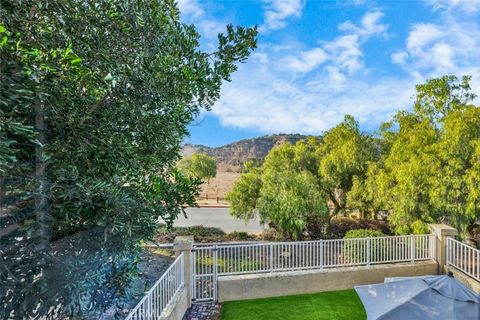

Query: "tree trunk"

xmin=328 ymin=191 xmax=342 ymax=222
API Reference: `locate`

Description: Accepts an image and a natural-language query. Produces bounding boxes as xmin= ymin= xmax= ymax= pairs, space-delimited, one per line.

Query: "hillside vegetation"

xmin=183 ymin=134 xmax=309 ymax=171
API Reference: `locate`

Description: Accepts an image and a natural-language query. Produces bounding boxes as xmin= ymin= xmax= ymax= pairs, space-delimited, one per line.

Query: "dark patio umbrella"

xmin=354 ymin=273 xmax=480 ymax=320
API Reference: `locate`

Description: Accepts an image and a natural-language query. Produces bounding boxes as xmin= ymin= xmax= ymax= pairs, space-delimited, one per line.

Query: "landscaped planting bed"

xmin=220 ymin=289 xmax=366 ymax=320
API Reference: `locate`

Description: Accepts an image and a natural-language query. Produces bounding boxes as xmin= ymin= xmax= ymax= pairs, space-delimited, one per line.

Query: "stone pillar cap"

xmin=428 ymin=224 xmax=458 ymax=236
xmin=173 ymin=236 xmax=194 ymax=251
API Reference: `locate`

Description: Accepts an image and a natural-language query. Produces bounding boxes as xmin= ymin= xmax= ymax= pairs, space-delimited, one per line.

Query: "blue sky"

xmin=179 ymin=0 xmax=480 ymax=147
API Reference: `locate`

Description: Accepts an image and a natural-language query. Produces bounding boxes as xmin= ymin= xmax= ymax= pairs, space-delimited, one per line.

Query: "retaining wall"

xmin=159 ymin=286 xmax=189 ymax=320
xmin=218 ymin=261 xmax=438 ymax=302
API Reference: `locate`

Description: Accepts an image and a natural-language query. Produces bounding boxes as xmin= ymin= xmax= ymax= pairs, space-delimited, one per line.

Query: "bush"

xmin=225 ymin=231 xmax=255 ymax=241
xmin=343 ymin=228 xmax=385 ymax=264
xmin=305 ymin=214 xmax=328 ymax=239
xmin=157 ymin=225 xmax=226 ymax=243
xmin=261 ymin=228 xmax=285 ymax=241
xmin=156 ymin=225 xmax=261 ymax=243
xmin=325 ymin=217 xmax=391 ymax=239
xmin=344 ymin=228 xmax=385 ymax=239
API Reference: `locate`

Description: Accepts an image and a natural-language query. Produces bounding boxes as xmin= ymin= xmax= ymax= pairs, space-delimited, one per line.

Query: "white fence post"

xmin=213 ymin=245 xmax=218 ymax=301
xmin=320 ymin=239 xmax=324 ymax=270
xmin=410 ymin=235 xmax=415 ymax=264
xmin=269 ymin=243 xmax=273 ymax=273
xmin=173 ymin=236 xmax=194 ymax=307
xmin=366 ymin=237 xmax=371 ymax=267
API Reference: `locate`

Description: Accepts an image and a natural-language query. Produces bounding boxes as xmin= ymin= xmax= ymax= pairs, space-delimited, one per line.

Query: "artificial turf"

xmin=220 ymin=289 xmax=367 ymax=320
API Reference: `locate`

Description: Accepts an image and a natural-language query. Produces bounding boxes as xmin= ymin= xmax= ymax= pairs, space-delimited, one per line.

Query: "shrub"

xmin=326 ymin=217 xmax=391 ymax=239
xmin=175 ymin=225 xmax=225 ymax=237
xmin=156 ymin=226 xmax=262 ymax=243
xmin=156 ymin=225 xmax=226 ymax=243
xmin=344 ymin=228 xmax=385 ymax=239
xmin=327 ymin=217 xmax=359 ymax=239
xmin=262 ymin=228 xmax=285 ymax=241
xmin=305 ymin=214 xmax=328 ymax=239
xmin=225 ymin=231 xmax=254 ymax=241
xmin=343 ymin=228 xmax=385 ymax=264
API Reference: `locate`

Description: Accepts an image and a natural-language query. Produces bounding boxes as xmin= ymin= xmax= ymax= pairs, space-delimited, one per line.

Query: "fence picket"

xmin=447 ymin=237 xmax=480 ymax=281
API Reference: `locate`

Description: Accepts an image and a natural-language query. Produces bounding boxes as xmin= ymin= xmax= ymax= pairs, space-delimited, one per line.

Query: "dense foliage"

xmin=228 ymin=118 xmax=376 ymax=239
xmin=344 ymin=229 xmax=385 ymax=239
xmin=228 ymin=138 xmax=329 ymax=239
xmin=229 ymin=75 xmax=480 ymax=240
xmin=351 ymin=76 xmax=480 ymax=236
xmin=178 ymin=152 xmax=217 ymax=183
xmin=0 ymin=0 xmax=256 ymax=318
xmin=156 ymin=225 xmax=259 ymax=243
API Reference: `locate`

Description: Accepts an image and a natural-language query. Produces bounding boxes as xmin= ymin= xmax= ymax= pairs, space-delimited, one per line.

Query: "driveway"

xmin=174 ymin=207 xmax=265 ymax=233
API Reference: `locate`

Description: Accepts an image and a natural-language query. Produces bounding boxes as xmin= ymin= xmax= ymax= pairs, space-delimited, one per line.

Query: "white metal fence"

xmin=193 ymin=234 xmax=435 ymax=301
xmin=447 ymin=237 xmax=480 ymax=281
xmin=125 ymin=253 xmax=184 ymax=320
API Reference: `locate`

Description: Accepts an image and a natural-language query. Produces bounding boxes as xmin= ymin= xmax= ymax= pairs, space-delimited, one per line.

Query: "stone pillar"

xmin=174 ymin=236 xmax=194 ymax=307
xmin=429 ymin=224 xmax=458 ymax=274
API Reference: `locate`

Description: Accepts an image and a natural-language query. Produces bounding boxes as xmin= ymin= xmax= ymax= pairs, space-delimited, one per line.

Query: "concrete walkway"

xmin=174 ymin=208 xmax=265 ymax=233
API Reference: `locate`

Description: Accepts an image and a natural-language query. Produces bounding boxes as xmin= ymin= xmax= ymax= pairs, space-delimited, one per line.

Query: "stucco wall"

xmin=218 ymin=261 xmax=438 ymax=302
xmin=159 ymin=286 xmax=189 ymax=320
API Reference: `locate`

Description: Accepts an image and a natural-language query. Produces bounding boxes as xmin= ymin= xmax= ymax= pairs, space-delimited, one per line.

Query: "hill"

xmin=182 ymin=134 xmax=309 ymax=171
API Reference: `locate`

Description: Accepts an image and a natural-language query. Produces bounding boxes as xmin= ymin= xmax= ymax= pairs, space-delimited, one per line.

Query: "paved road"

xmin=174 ymin=207 xmax=265 ymax=233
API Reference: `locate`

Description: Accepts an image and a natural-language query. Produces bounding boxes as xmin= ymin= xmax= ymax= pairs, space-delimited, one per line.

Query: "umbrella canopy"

xmin=355 ymin=274 xmax=480 ymax=320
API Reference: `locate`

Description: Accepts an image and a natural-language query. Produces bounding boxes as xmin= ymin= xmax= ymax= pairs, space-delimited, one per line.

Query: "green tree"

xmin=178 ymin=152 xmax=217 ymax=183
xmin=258 ymin=169 xmax=328 ymax=240
xmin=355 ymin=75 xmax=479 ymax=235
xmin=317 ymin=115 xmax=378 ymax=217
xmin=0 ymin=0 xmax=256 ymax=318
xmin=228 ymin=138 xmax=329 ymax=239
xmin=428 ymin=105 xmax=480 ymax=236
xmin=226 ymin=161 xmax=262 ymax=221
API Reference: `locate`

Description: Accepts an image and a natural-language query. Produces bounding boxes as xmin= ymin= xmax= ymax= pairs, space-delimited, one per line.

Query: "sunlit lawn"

xmin=221 ymin=289 xmax=366 ymax=320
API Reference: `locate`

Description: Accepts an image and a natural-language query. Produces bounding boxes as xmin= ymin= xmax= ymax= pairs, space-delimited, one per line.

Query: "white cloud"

xmin=260 ymin=0 xmax=305 ymax=32
xmin=208 ymin=11 xmax=407 ymax=134
xmin=406 ymin=23 xmax=444 ymax=53
xmin=282 ymin=48 xmax=328 ymax=73
xmin=426 ymin=0 xmax=480 ymax=15
xmin=280 ymin=11 xmax=386 ymax=76
xmin=430 ymin=42 xmax=454 ymax=69
xmin=360 ymin=11 xmax=389 ymax=35
xmin=323 ymin=34 xmax=363 ymax=74
xmin=338 ymin=11 xmax=388 ymax=36
xmin=177 ymin=0 xmax=204 ymax=19
xmin=392 ymin=5 xmax=480 ymax=76
xmin=212 ymin=58 xmax=413 ymax=134
xmin=177 ymin=0 xmax=225 ymax=39
xmin=326 ymin=11 xmax=387 ymax=75
xmin=191 ymin=1 xmax=480 ymax=137
xmin=391 ymin=51 xmax=408 ymax=65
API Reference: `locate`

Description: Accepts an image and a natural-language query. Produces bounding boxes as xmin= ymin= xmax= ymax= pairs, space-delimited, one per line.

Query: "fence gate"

xmin=192 ymin=246 xmax=217 ymax=301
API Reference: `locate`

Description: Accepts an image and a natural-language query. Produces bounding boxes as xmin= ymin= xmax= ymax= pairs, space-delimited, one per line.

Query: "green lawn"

xmin=221 ymin=289 xmax=366 ymax=320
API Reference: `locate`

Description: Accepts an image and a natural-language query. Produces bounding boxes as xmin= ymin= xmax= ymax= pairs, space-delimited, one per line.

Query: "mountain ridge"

xmin=182 ymin=133 xmax=311 ymax=171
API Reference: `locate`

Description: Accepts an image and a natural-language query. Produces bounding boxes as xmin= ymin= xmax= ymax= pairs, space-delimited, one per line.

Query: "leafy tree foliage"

xmin=226 ymin=161 xmax=262 ymax=221
xmin=230 ymin=76 xmax=479 ymax=240
xmin=350 ymin=75 xmax=480 ymax=236
xmin=228 ymin=138 xmax=329 ymax=239
xmin=317 ymin=115 xmax=378 ymax=217
xmin=178 ymin=152 xmax=217 ymax=183
xmin=0 ymin=0 xmax=256 ymax=318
